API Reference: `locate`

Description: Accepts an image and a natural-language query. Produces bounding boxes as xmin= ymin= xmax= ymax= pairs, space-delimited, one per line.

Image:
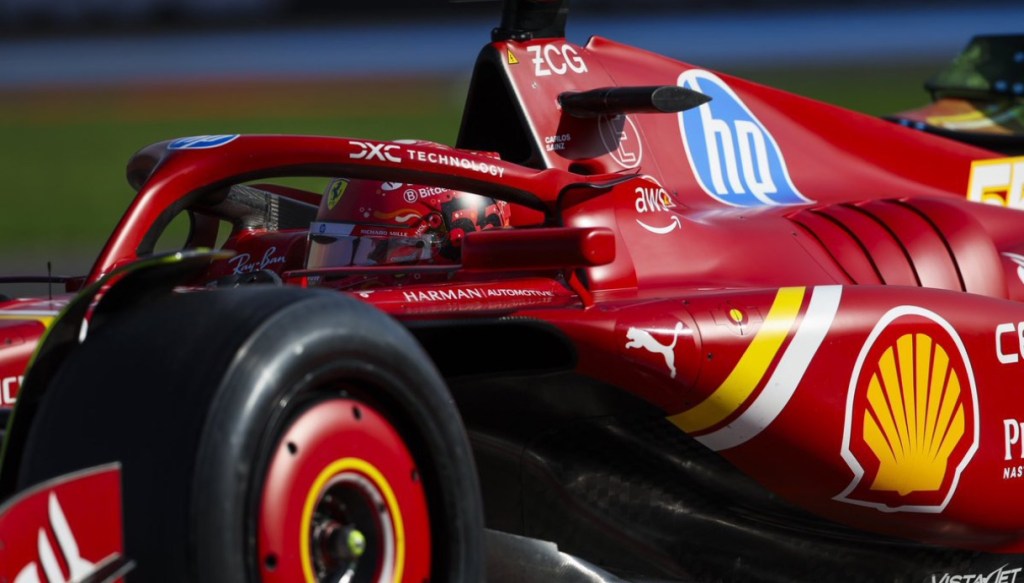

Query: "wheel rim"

xmin=258 ymin=398 xmax=431 ymax=582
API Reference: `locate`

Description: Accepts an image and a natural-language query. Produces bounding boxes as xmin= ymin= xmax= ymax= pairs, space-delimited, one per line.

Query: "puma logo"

xmin=625 ymin=322 xmax=687 ymax=379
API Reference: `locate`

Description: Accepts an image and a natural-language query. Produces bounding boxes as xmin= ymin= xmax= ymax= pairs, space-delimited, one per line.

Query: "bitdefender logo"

xmin=837 ymin=307 xmax=978 ymax=513
xmin=677 ymin=69 xmax=810 ymax=207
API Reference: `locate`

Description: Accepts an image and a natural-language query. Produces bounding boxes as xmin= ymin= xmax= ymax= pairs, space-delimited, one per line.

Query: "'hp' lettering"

xmin=677 ymin=70 xmax=810 ymax=207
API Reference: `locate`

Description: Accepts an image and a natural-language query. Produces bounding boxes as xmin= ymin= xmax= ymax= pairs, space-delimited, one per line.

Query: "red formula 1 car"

xmin=4 ymin=2 xmax=1024 ymax=582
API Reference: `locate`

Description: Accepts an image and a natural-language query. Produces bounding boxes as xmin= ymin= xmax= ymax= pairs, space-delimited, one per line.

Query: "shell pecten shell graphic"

xmin=838 ymin=308 xmax=978 ymax=513
xmin=863 ymin=333 xmax=964 ymax=495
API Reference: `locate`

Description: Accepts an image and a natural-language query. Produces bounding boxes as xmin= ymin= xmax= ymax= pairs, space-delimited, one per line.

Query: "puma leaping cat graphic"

xmin=625 ymin=322 xmax=687 ymax=379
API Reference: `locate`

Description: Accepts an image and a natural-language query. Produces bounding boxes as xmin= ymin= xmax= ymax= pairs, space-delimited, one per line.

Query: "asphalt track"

xmin=3 ymin=3 xmax=1024 ymax=90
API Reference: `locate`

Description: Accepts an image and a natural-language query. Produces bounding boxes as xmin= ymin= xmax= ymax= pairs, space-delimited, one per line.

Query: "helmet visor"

xmin=306 ymin=221 xmax=439 ymax=269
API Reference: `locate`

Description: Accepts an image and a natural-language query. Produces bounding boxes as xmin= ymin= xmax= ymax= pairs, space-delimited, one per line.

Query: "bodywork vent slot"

xmin=788 ymin=198 xmax=1006 ymax=298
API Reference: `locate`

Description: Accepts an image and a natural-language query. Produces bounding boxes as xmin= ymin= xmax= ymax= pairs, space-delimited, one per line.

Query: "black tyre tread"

xmin=194 ymin=290 xmax=484 ymax=583
xmin=17 ymin=286 xmax=484 ymax=582
xmin=18 ymin=286 xmax=317 ymax=581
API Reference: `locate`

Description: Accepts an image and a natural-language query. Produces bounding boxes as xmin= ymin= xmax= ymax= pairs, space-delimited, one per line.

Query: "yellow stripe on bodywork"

xmin=0 ymin=313 xmax=56 ymax=328
xmin=669 ymin=287 xmax=805 ymax=433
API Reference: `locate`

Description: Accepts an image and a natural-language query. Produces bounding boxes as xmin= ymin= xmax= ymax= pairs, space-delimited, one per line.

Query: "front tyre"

xmin=17 ymin=287 xmax=483 ymax=582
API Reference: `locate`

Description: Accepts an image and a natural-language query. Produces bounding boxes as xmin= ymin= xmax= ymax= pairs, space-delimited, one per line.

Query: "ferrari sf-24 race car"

xmin=4 ymin=2 xmax=1024 ymax=582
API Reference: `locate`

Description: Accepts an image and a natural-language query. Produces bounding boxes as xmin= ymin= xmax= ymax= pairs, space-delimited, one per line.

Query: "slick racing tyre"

xmin=17 ymin=286 xmax=484 ymax=582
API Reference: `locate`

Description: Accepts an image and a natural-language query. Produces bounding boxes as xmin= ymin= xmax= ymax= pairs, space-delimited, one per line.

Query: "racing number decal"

xmin=598 ymin=115 xmax=642 ymax=169
xmin=677 ymin=70 xmax=810 ymax=207
xmin=967 ymin=156 xmax=1024 ymax=209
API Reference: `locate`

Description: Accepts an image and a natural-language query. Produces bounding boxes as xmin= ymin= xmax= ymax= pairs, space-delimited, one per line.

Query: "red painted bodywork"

xmin=0 ymin=298 xmax=68 ymax=409
xmin=8 ymin=26 xmax=1024 ymax=559
xmin=0 ymin=464 xmax=124 ymax=581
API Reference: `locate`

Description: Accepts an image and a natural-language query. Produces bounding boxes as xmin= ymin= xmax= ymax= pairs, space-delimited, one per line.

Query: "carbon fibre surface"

xmin=455 ymin=370 xmax=1023 ymax=582
xmin=515 ymin=416 xmax=994 ymax=581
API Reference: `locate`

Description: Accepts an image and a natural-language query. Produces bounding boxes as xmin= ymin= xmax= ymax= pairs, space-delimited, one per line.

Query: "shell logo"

xmin=837 ymin=307 xmax=978 ymax=513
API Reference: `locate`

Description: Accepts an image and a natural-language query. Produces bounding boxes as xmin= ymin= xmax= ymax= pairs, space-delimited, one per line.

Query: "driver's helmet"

xmin=306 ymin=177 xmax=510 ymax=269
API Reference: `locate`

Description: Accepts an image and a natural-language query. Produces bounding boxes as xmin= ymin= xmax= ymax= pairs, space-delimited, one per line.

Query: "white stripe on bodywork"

xmin=697 ymin=285 xmax=842 ymax=451
xmin=0 ymin=310 xmax=60 ymax=318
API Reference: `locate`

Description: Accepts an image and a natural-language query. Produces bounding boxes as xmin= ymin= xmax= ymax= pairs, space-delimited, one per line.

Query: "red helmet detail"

xmin=306 ymin=171 xmax=510 ymax=270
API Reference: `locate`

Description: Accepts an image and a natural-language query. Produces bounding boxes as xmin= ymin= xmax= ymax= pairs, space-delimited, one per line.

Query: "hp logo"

xmin=677 ymin=70 xmax=810 ymax=207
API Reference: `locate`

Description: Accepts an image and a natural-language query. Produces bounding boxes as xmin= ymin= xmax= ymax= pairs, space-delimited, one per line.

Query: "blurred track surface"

xmin=3 ymin=4 xmax=1024 ymax=89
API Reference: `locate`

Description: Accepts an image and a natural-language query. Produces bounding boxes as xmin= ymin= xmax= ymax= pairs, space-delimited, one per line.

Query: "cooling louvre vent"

xmin=788 ymin=198 xmax=1007 ymax=298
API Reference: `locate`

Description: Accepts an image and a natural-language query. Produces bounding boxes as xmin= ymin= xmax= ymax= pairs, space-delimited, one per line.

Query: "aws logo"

xmin=837 ymin=307 xmax=978 ymax=513
xmin=677 ymin=69 xmax=810 ymax=208
xmin=634 ymin=184 xmax=681 ymax=235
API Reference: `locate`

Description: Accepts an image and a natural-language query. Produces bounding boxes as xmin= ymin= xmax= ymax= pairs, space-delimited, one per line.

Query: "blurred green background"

xmin=0 ymin=61 xmax=937 ymax=275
